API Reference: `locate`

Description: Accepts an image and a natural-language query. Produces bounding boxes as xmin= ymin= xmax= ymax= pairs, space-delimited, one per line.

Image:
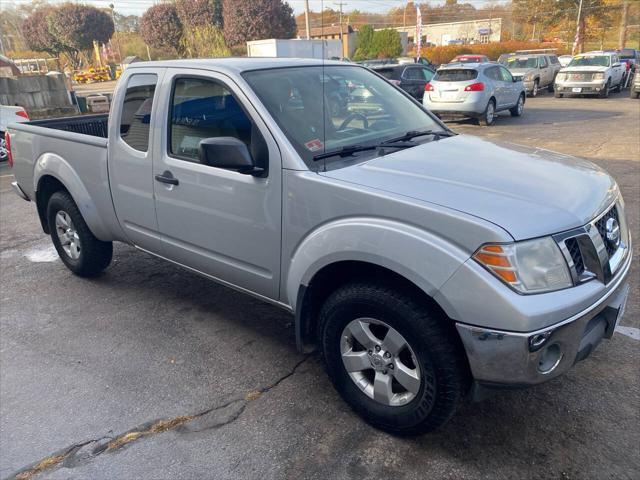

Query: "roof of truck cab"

xmin=127 ymin=57 xmax=349 ymax=74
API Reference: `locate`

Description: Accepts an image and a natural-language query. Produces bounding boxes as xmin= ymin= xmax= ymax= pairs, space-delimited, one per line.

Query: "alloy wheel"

xmin=55 ymin=211 xmax=81 ymax=259
xmin=340 ymin=318 xmax=422 ymax=407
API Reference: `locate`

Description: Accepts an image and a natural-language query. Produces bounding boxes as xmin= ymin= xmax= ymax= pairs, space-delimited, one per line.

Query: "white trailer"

xmin=246 ymin=39 xmax=342 ymax=59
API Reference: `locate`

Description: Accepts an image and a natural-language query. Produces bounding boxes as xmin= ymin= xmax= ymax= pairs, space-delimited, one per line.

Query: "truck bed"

xmin=26 ymin=114 xmax=109 ymax=138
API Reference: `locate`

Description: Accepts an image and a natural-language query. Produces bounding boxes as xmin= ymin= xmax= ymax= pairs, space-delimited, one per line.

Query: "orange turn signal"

xmin=473 ymin=244 xmax=519 ymax=286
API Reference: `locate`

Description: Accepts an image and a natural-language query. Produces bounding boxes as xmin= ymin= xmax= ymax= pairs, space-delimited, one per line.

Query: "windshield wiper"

xmin=312 ymin=142 xmax=414 ymax=162
xmin=381 ymin=129 xmax=455 ymax=144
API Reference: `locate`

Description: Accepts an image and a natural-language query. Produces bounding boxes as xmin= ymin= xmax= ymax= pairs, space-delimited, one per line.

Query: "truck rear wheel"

xmin=47 ymin=191 xmax=112 ymax=277
xmin=319 ymin=282 xmax=470 ymax=435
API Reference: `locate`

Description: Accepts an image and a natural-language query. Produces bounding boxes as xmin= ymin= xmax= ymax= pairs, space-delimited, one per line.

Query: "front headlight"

xmin=556 ymin=73 xmax=566 ymax=82
xmin=524 ymin=73 xmax=534 ymax=81
xmin=592 ymin=72 xmax=605 ymax=81
xmin=473 ymin=238 xmax=572 ymax=294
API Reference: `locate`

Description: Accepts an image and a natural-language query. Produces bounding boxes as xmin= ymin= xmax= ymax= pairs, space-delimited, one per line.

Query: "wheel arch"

xmin=33 ymin=153 xmax=112 ymax=240
xmin=294 ymin=260 xmax=462 ymax=353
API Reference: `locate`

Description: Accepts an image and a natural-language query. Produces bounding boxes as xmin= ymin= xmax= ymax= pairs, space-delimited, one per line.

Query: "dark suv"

xmin=371 ymin=64 xmax=435 ymax=100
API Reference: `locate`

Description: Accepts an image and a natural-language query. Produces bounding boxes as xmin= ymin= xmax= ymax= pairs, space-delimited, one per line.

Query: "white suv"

xmin=554 ymin=51 xmax=625 ymax=98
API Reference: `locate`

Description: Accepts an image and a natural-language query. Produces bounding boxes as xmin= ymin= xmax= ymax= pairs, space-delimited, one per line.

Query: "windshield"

xmin=568 ymin=55 xmax=610 ymax=67
xmin=506 ymin=57 xmax=538 ymax=69
xmin=243 ymin=65 xmax=442 ymax=170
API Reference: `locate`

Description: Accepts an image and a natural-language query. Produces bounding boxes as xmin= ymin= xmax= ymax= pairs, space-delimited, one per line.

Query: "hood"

xmin=509 ymin=68 xmax=536 ymax=76
xmin=560 ymin=65 xmax=609 ymax=73
xmin=320 ymin=135 xmax=617 ymax=240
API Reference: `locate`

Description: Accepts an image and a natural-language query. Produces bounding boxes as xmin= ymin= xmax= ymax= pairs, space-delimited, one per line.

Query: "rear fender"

xmin=34 ymin=153 xmax=112 ymax=240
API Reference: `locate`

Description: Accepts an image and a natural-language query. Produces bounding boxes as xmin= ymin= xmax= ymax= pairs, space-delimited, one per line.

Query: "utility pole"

xmin=334 ymin=2 xmax=347 ymax=41
xmin=333 ymin=1 xmax=347 ymax=58
xmin=619 ymin=0 xmax=629 ymax=49
xmin=304 ymin=0 xmax=311 ymax=40
xmin=572 ymin=0 xmax=584 ymax=55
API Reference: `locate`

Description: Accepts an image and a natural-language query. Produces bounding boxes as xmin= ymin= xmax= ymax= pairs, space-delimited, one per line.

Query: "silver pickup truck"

xmin=7 ymin=59 xmax=632 ymax=435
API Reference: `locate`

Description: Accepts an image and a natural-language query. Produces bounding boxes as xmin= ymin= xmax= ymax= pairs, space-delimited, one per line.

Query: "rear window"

xmin=434 ymin=69 xmax=478 ymax=81
xmin=619 ymin=50 xmax=636 ymax=59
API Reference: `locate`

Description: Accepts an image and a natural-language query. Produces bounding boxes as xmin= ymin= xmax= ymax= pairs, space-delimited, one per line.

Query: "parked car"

xmin=0 ymin=105 xmax=29 ymax=162
xmin=423 ymin=62 xmax=525 ymax=126
xmin=449 ymin=54 xmax=490 ymax=64
xmin=554 ymin=51 xmax=626 ymax=98
xmin=8 ymin=58 xmax=631 ymax=435
xmin=631 ymin=70 xmax=640 ymax=99
xmin=605 ymin=48 xmax=638 ymax=73
xmin=501 ymin=53 xmax=562 ymax=97
xmin=558 ymin=55 xmax=574 ymax=67
xmin=371 ymin=63 xmax=435 ymax=100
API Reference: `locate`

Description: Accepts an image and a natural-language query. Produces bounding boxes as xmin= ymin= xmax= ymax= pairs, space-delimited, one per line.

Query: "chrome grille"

xmin=564 ymin=237 xmax=585 ymax=276
xmin=554 ymin=201 xmax=629 ymax=286
xmin=594 ymin=205 xmax=620 ymax=257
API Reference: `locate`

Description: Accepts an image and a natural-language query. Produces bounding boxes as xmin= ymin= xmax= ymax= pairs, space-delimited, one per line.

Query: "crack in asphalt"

xmin=5 ymin=355 xmax=311 ymax=480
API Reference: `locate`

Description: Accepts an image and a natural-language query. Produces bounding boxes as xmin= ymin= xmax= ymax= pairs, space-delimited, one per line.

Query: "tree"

xmin=47 ymin=4 xmax=114 ymax=68
xmin=140 ymin=3 xmax=183 ymax=53
xmin=371 ymin=29 xmax=403 ymax=58
xmin=114 ymin=13 xmax=140 ymax=33
xmin=176 ymin=0 xmax=222 ymax=29
xmin=181 ymin=25 xmax=231 ymax=58
xmin=22 ymin=7 xmax=64 ymax=56
xmin=222 ymin=0 xmax=297 ymax=47
xmin=353 ymin=24 xmax=374 ymax=60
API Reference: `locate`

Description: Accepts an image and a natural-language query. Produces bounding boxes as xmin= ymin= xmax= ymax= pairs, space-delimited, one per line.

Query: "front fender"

xmin=34 ymin=153 xmax=112 ymax=240
xmin=285 ymin=216 xmax=471 ymax=311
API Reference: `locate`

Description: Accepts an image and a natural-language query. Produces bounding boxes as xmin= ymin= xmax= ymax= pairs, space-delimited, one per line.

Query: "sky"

xmin=2 ymin=0 xmax=505 ymax=17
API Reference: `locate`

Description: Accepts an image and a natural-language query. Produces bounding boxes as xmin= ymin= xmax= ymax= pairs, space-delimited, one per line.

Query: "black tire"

xmin=47 ymin=191 xmax=112 ymax=277
xmin=528 ymin=80 xmax=539 ymax=97
xmin=548 ymin=81 xmax=555 ymax=93
xmin=319 ymin=282 xmax=470 ymax=435
xmin=477 ymin=98 xmax=496 ymax=126
xmin=599 ymin=80 xmax=610 ymax=98
xmin=510 ymin=94 xmax=525 ymax=117
xmin=613 ymin=79 xmax=622 ymax=93
xmin=632 ymin=89 xmax=640 ymax=99
xmin=0 ymin=132 xmax=6 ymax=162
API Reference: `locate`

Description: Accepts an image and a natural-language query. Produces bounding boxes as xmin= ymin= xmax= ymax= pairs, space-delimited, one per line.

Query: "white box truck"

xmin=246 ymin=39 xmax=342 ymax=59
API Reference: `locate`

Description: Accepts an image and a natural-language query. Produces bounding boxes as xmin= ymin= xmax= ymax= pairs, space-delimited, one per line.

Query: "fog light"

xmin=538 ymin=343 xmax=563 ymax=374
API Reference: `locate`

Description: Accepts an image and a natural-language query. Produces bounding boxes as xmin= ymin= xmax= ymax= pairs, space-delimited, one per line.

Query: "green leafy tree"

xmin=222 ymin=0 xmax=296 ymax=47
xmin=140 ymin=3 xmax=183 ymax=54
xmin=353 ymin=24 xmax=374 ymax=60
xmin=371 ymin=29 xmax=403 ymax=58
xmin=181 ymin=25 xmax=231 ymax=58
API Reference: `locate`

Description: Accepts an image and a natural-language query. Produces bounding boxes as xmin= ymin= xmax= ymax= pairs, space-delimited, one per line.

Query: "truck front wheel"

xmin=319 ymin=282 xmax=470 ymax=435
xmin=47 ymin=191 xmax=112 ymax=277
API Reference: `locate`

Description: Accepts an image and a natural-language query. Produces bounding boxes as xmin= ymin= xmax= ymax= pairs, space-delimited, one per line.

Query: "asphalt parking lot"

xmin=1 ymin=90 xmax=638 ymax=480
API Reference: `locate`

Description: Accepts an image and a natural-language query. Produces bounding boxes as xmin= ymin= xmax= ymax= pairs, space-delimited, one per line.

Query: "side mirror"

xmin=613 ymin=62 xmax=621 ymax=67
xmin=198 ymin=137 xmax=265 ymax=176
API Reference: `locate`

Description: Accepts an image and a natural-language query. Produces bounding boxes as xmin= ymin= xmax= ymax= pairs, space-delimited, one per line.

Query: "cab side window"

xmin=539 ymin=56 xmax=548 ymax=68
xmin=169 ymin=77 xmax=267 ymax=168
xmin=402 ymin=67 xmax=423 ymax=80
xmin=120 ymin=74 xmax=158 ymax=152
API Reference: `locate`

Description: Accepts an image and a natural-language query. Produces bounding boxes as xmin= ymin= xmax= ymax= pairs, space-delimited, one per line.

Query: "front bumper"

xmin=456 ymin=252 xmax=631 ymax=387
xmin=555 ymin=81 xmax=607 ymax=95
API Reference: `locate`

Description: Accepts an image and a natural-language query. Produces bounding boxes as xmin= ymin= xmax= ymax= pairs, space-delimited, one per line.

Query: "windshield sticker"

xmin=305 ymin=139 xmax=324 ymax=151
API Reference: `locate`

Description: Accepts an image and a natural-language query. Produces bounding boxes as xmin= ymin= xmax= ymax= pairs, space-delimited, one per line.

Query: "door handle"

xmin=155 ymin=171 xmax=179 ymax=186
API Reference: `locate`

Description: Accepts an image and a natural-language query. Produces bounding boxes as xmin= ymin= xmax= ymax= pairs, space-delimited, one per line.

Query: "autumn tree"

xmin=46 ymin=3 xmax=114 ymax=68
xmin=140 ymin=3 xmax=183 ymax=53
xmin=222 ymin=0 xmax=297 ymax=46
xmin=22 ymin=7 xmax=64 ymax=57
xmin=176 ymin=0 xmax=223 ymax=29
